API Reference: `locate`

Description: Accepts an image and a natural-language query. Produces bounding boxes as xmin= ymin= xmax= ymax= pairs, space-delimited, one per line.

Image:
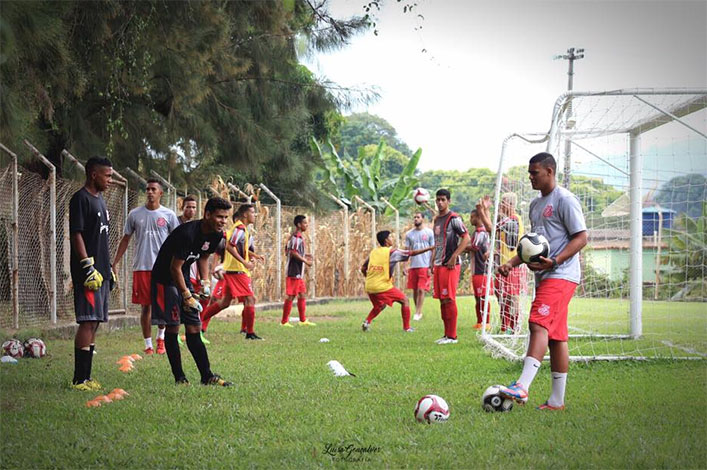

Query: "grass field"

xmin=1 ymin=298 xmax=706 ymax=469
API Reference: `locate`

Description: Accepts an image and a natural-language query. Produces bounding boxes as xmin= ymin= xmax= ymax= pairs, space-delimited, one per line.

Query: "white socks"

xmin=144 ymin=337 xmax=153 ymax=349
xmin=157 ymin=328 xmax=165 ymax=340
xmin=518 ymin=356 xmax=542 ymax=390
xmin=548 ymin=372 xmax=568 ymax=407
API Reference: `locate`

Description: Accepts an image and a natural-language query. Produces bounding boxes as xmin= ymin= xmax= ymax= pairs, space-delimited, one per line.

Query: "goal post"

xmin=480 ymin=88 xmax=707 ymax=361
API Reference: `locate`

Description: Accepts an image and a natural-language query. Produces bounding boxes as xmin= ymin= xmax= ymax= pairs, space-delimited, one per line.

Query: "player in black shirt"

xmin=151 ymin=197 xmax=233 ymax=386
xmin=69 ymin=156 xmax=115 ymax=391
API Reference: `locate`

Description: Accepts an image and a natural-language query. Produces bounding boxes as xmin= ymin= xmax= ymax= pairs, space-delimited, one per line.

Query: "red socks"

xmin=200 ymin=302 xmax=224 ymax=332
xmin=297 ymin=298 xmax=307 ymax=322
xmin=366 ymin=305 xmax=383 ymax=323
xmin=440 ymin=302 xmax=458 ymax=339
xmin=282 ymin=299 xmax=293 ymax=324
xmin=242 ymin=306 xmax=256 ymax=334
xmin=402 ymin=305 xmax=411 ymax=330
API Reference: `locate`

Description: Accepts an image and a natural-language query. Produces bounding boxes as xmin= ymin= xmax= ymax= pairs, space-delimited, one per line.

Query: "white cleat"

xmin=434 ymin=336 xmax=448 ymax=344
xmin=361 ymin=321 xmax=371 ymax=332
xmin=437 ymin=337 xmax=458 ymax=345
xmin=413 ymin=313 xmax=422 ymax=321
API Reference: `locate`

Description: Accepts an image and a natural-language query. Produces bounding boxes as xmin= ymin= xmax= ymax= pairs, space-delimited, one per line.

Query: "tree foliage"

xmin=656 ymin=173 xmax=707 ymax=219
xmin=0 ymin=0 xmax=370 ymax=204
xmin=336 ymin=112 xmax=412 ymax=158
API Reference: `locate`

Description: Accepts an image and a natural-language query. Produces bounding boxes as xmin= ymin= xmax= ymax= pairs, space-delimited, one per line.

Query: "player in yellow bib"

xmin=361 ymin=231 xmax=433 ymax=332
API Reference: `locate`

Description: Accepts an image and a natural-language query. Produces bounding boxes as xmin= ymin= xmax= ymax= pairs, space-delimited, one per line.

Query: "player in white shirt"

xmin=113 ymin=179 xmax=179 ymax=355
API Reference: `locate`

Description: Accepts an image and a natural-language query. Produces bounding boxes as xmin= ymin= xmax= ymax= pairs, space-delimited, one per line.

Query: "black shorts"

xmin=74 ymin=281 xmax=110 ymax=323
xmin=151 ymin=279 xmax=201 ymax=327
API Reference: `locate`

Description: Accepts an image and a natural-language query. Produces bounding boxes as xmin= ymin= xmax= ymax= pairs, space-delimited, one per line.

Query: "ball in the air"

xmin=517 ymin=232 xmax=550 ymax=264
xmin=414 ymin=394 xmax=450 ymax=423
xmin=23 ymin=338 xmax=47 ymax=358
xmin=412 ymin=187 xmax=430 ymax=205
xmin=482 ymin=385 xmax=514 ymax=412
xmin=2 ymin=339 xmax=24 ymax=359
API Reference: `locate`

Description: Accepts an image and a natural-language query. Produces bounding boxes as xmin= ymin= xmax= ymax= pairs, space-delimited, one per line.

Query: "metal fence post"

xmin=381 ymin=197 xmax=401 ymax=288
xmin=329 ymin=194 xmax=349 ymax=283
xmin=24 ymin=140 xmax=57 ymax=325
xmin=258 ymin=184 xmax=281 ymax=300
xmin=0 ymin=144 xmax=20 ymax=328
xmin=354 ymin=195 xmax=376 ymax=249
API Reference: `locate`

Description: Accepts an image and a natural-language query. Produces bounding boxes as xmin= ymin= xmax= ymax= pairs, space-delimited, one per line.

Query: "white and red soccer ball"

xmin=412 ymin=187 xmax=430 ymax=205
xmin=23 ymin=338 xmax=47 ymax=358
xmin=414 ymin=394 xmax=450 ymax=423
xmin=2 ymin=339 xmax=24 ymax=359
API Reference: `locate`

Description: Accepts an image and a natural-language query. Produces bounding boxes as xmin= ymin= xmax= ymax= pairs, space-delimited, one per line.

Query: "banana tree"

xmin=312 ymin=137 xmax=422 ymax=215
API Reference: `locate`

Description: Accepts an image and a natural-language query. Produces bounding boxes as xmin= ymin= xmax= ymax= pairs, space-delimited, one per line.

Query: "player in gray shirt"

xmin=404 ymin=212 xmax=435 ymax=321
xmin=113 ymin=178 xmax=180 ymax=355
xmin=497 ymin=153 xmax=587 ymax=410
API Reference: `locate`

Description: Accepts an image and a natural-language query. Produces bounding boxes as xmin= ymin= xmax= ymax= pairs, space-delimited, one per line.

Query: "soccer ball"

xmin=517 ymin=232 xmax=550 ymax=264
xmin=2 ymin=339 xmax=24 ymax=359
xmin=414 ymin=394 xmax=450 ymax=423
xmin=23 ymin=338 xmax=47 ymax=358
xmin=482 ymin=385 xmax=514 ymax=412
xmin=412 ymin=187 xmax=430 ymax=205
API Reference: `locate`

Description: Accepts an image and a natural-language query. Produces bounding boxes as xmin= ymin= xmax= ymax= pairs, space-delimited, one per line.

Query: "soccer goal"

xmin=480 ymin=88 xmax=707 ymax=361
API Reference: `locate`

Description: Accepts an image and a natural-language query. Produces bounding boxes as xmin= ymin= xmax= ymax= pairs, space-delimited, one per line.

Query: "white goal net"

xmin=480 ymin=89 xmax=707 ymax=361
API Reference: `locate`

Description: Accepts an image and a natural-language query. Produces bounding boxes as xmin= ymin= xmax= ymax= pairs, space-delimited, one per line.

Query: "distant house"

xmin=584 ymin=226 xmax=669 ymax=282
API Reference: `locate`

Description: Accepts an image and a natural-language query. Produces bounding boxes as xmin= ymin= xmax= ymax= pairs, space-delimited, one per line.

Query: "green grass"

xmin=1 ymin=299 xmax=706 ymax=469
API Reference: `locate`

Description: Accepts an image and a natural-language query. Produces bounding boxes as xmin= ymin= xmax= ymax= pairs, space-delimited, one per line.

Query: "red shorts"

xmin=132 ymin=271 xmax=152 ymax=306
xmin=368 ymin=287 xmax=407 ymax=308
xmin=212 ymin=278 xmax=226 ymax=300
xmin=223 ymin=272 xmax=254 ymax=302
xmin=406 ymin=267 xmax=431 ymax=291
xmin=495 ymin=266 xmax=526 ymax=296
xmin=286 ymin=277 xmax=306 ymax=296
xmin=472 ymin=274 xmax=494 ymax=298
xmin=433 ymin=265 xmax=461 ymax=301
xmin=529 ymin=278 xmax=577 ymax=341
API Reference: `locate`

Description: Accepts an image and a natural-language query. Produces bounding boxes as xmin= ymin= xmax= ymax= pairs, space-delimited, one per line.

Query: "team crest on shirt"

xmin=543 ymin=204 xmax=553 ymax=218
xmin=538 ymin=304 xmax=550 ymax=316
xmin=157 ymin=217 xmax=167 ymax=227
xmin=201 ymin=241 xmax=210 ymax=251
xmin=442 ymin=288 xmax=448 ymax=295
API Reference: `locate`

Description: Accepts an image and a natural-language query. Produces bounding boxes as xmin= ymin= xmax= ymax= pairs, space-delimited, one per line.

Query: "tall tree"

xmin=337 ymin=112 xmax=412 ymax=158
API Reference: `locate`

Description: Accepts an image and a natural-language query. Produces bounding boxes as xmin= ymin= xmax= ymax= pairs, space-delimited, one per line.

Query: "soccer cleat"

xmin=298 ymin=320 xmax=317 ymax=327
xmin=361 ymin=320 xmax=370 ymax=332
xmin=204 ymin=374 xmax=233 ymax=386
xmin=240 ymin=329 xmax=247 ymax=335
xmin=144 ymin=347 xmax=154 ymax=356
xmin=71 ymin=380 xmax=95 ymax=391
xmin=473 ymin=323 xmax=482 ymax=329
xmin=413 ymin=313 xmax=422 ymax=321
xmin=505 ymin=329 xmax=514 ymax=335
xmin=245 ymin=333 xmax=264 ymax=341
xmin=156 ymin=339 xmax=166 ymax=355
xmin=537 ymin=401 xmax=565 ymax=411
xmin=499 ymin=381 xmax=529 ymax=404
xmin=175 ymin=376 xmax=190 ymax=386
xmin=438 ymin=337 xmax=458 ymax=345
xmin=434 ymin=336 xmax=448 ymax=344
xmin=403 ymin=328 xmax=415 ymax=333
xmin=200 ymin=331 xmax=211 ymax=345
xmin=85 ymin=379 xmax=103 ymax=391
xmin=280 ymin=322 xmax=294 ymax=328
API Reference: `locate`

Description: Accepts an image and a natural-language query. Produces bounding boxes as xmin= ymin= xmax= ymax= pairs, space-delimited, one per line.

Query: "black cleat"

xmin=203 ymin=374 xmax=233 ymax=387
xmin=175 ymin=376 xmax=190 ymax=386
xmin=245 ymin=333 xmax=264 ymax=341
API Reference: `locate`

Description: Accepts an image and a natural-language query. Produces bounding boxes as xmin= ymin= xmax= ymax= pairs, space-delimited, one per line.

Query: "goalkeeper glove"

xmin=110 ymin=266 xmax=118 ymax=291
xmin=182 ymin=291 xmax=203 ymax=313
xmin=81 ymin=257 xmax=103 ymax=291
xmin=199 ymin=279 xmax=211 ymax=299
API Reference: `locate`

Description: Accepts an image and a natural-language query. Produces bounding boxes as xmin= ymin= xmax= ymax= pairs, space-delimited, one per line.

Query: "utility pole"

xmin=553 ymin=47 xmax=585 ymax=188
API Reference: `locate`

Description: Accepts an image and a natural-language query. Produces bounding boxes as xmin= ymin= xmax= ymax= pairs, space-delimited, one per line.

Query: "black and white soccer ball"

xmin=482 ymin=385 xmax=514 ymax=412
xmin=2 ymin=339 xmax=24 ymax=359
xmin=23 ymin=338 xmax=47 ymax=358
xmin=517 ymin=232 xmax=550 ymax=264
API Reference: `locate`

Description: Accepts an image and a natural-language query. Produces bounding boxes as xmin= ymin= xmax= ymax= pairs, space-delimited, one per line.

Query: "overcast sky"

xmin=306 ymin=0 xmax=707 ymax=172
